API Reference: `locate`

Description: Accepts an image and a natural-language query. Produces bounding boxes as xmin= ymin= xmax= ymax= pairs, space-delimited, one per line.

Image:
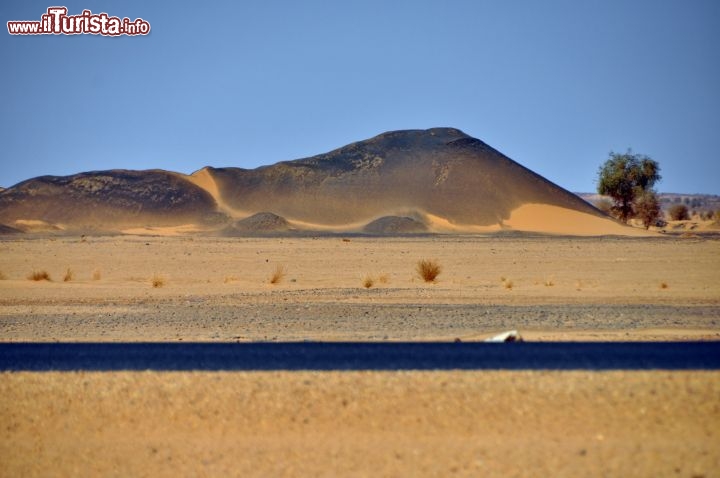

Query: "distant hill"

xmin=203 ymin=128 xmax=604 ymax=227
xmin=0 ymin=128 xmax=641 ymax=235
xmin=0 ymin=170 xmax=218 ymax=230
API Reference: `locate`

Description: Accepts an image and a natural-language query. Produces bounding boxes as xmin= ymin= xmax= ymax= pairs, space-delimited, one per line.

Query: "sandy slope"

xmin=115 ymin=203 xmax=647 ymax=236
xmin=181 ymin=168 xmax=247 ymax=218
xmin=503 ymin=204 xmax=653 ymax=236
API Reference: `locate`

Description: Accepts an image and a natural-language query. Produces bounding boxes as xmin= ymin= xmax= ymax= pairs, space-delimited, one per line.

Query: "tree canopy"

xmin=597 ymin=151 xmax=661 ymax=223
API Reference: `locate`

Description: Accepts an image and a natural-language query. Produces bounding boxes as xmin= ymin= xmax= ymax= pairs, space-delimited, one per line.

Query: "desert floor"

xmin=2 ymin=370 xmax=719 ymax=477
xmin=0 ymin=234 xmax=718 ymax=342
xmin=1 ymin=234 xmax=719 ymax=477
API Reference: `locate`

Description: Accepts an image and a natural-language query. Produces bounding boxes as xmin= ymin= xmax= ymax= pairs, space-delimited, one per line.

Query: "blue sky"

xmin=2 ymin=1 xmax=719 ymax=193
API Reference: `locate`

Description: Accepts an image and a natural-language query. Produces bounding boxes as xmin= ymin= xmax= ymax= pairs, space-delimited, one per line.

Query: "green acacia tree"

xmin=597 ymin=150 xmax=661 ymax=223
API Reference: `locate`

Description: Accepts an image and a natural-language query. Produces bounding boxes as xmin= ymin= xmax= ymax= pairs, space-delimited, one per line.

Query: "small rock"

xmin=484 ymin=330 xmax=523 ymax=343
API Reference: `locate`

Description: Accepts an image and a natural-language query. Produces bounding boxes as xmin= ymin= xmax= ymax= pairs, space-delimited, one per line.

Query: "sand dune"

xmin=201 ymin=128 xmax=608 ymax=228
xmin=0 ymin=128 xmax=645 ymax=236
xmin=12 ymin=219 xmax=64 ymax=233
xmin=182 ymin=167 xmax=247 ymax=218
xmin=503 ymin=204 xmax=653 ymax=236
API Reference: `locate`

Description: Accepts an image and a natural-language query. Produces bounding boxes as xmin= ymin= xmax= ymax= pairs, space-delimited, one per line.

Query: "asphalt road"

xmin=1 ymin=342 xmax=719 ymax=371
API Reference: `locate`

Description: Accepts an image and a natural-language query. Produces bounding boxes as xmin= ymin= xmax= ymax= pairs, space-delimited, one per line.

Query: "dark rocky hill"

xmin=0 ymin=169 xmax=217 ymax=229
xmin=206 ymin=128 xmax=603 ymax=226
xmin=0 ymin=128 xmax=606 ymax=233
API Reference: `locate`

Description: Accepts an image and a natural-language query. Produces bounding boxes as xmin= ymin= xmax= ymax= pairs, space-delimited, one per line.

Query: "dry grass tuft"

xmin=417 ymin=259 xmax=441 ymax=283
xmin=224 ymin=275 xmax=239 ymax=284
xmin=269 ymin=265 xmax=286 ymax=285
xmin=342 ymin=238 xmax=351 ymax=243
xmin=63 ymin=268 xmax=74 ymax=282
xmin=0 ymin=271 xmax=6 ymax=280
xmin=378 ymin=273 xmax=390 ymax=284
xmin=151 ymin=274 xmax=165 ymax=288
xmin=92 ymin=269 xmax=102 ymax=281
xmin=28 ymin=270 xmax=51 ymax=281
xmin=660 ymin=282 xmax=669 ymax=289
xmin=503 ymin=279 xmax=514 ymax=290
xmin=544 ymin=277 xmax=554 ymax=287
xmin=363 ymin=276 xmax=374 ymax=288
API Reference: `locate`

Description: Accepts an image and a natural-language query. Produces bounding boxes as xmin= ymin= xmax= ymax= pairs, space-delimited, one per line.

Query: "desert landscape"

xmin=1 ymin=129 xmax=719 ymax=477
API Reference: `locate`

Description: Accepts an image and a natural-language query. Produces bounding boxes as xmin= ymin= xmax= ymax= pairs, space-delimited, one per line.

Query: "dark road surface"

xmin=1 ymin=342 xmax=719 ymax=371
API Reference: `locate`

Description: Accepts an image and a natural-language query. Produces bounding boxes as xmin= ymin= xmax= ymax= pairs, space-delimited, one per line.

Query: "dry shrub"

xmin=363 ymin=276 xmax=374 ymax=288
xmin=342 ymin=238 xmax=351 ymax=242
xmin=417 ymin=259 xmax=441 ymax=283
xmin=504 ymin=279 xmax=514 ymax=290
xmin=269 ymin=264 xmax=286 ymax=285
xmin=92 ymin=269 xmax=102 ymax=281
xmin=668 ymin=204 xmax=690 ymax=221
xmin=544 ymin=277 xmax=554 ymax=287
xmin=660 ymin=282 xmax=669 ymax=289
xmin=28 ymin=270 xmax=51 ymax=281
xmin=0 ymin=271 xmax=6 ymax=280
xmin=151 ymin=274 xmax=165 ymax=288
xmin=63 ymin=268 xmax=74 ymax=282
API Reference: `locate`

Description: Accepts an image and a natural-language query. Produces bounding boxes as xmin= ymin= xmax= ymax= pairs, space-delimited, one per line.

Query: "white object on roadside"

xmin=484 ymin=330 xmax=523 ymax=343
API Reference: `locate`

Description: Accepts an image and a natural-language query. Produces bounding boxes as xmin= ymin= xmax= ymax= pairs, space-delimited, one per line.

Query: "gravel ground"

xmin=1 ymin=298 xmax=719 ymax=342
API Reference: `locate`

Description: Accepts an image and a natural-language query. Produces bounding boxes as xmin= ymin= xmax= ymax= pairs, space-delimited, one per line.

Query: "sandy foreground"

xmin=1 ymin=234 xmax=719 ymax=477
xmin=0 ymin=371 xmax=718 ymax=478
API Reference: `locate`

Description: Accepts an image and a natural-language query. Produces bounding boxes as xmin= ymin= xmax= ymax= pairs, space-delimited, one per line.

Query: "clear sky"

xmin=2 ymin=0 xmax=719 ymax=193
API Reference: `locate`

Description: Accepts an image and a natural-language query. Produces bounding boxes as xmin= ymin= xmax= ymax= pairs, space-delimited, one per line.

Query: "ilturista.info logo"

xmin=7 ymin=6 xmax=150 ymax=36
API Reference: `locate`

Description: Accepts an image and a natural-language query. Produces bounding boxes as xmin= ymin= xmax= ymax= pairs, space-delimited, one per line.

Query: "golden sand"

xmin=2 ymin=371 xmax=718 ymax=477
